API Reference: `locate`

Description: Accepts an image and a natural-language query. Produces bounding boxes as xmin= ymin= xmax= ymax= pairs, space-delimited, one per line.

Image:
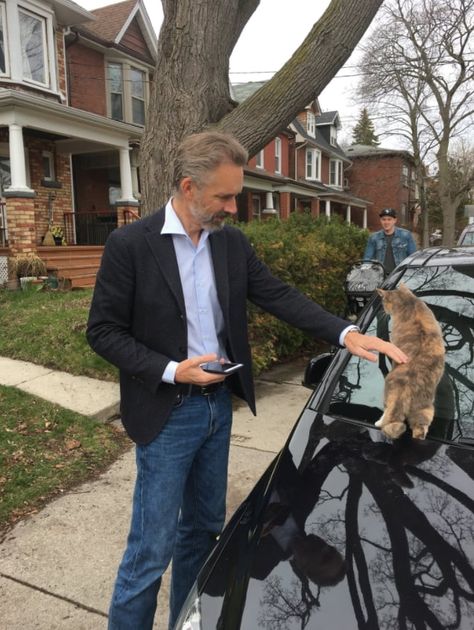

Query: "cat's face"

xmin=377 ymin=283 xmax=414 ymax=314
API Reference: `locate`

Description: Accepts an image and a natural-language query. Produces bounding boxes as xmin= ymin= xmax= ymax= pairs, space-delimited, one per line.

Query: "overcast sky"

xmin=80 ymin=0 xmax=381 ymax=146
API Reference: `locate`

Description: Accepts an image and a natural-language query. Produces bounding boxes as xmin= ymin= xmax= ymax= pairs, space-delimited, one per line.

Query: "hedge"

xmin=238 ymin=214 xmax=369 ymax=374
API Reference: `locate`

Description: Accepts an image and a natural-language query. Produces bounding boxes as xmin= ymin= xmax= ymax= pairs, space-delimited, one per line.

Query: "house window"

xmin=330 ymin=126 xmax=337 ymax=146
xmin=252 ymin=194 xmax=261 ymax=220
xmin=402 ymin=164 xmax=409 ymax=186
xmin=274 ymin=137 xmax=281 ymax=173
xmin=307 ymin=112 xmax=315 ymax=137
xmin=107 ymin=62 xmax=149 ymax=125
xmin=306 ymin=148 xmax=321 ymax=180
xmin=256 ymin=149 xmax=264 ymax=169
xmin=330 ymin=159 xmax=343 ymax=188
xmin=131 ymin=67 xmax=145 ymax=125
xmin=19 ymin=8 xmax=48 ymax=86
xmin=0 ymin=3 xmax=8 ymax=75
xmin=108 ymin=63 xmax=124 ymax=121
xmin=42 ymin=151 xmax=54 ymax=181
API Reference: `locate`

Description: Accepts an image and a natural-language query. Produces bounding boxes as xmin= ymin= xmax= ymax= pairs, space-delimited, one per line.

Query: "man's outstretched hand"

xmin=343 ymin=331 xmax=409 ymax=364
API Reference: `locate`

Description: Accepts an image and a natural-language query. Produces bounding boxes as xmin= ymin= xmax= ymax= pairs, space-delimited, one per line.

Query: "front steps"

xmin=38 ymin=246 xmax=104 ymax=288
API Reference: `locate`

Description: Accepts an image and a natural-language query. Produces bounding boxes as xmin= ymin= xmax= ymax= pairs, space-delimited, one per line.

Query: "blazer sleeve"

xmin=238 ymin=231 xmax=351 ymax=347
xmin=86 ymin=228 xmax=171 ymax=394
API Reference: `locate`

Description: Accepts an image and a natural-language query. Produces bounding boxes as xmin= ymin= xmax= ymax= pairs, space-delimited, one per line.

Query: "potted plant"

xmin=8 ymin=253 xmax=47 ymax=289
xmin=50 ymin=225 xmax=66 ymax=246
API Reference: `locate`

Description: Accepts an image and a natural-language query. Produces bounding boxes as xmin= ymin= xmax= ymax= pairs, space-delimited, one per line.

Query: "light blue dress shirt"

xmin=161 ymin=200 xmax=227 ymax=383
xmin=161 ymin=199 xmax=358 ymax=384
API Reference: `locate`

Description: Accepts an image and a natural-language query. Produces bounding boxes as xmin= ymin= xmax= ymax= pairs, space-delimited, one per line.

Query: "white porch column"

xmin=117 ymin=148 xmax=136 ymax=202
xmin=265 ymin=192 xmax=274 ymax=210
xmin=346 ymin=204 xmax=352 ymax=223
xmin=325 ymin=199 xmax=331 ymax=218
xmin=5 ymin=124 xmax=34 ymax=194
xmin=262 ymin=191 xmax=278 ymax=217
xmin=363 ymin=208 xmax=368 ymax=229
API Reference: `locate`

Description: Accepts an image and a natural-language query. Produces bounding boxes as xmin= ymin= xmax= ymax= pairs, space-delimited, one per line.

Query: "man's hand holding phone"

xmin=200 ymin=361 xmax=243 ymax=375
xmin=174 ymin=354 xmax=242 ymax=386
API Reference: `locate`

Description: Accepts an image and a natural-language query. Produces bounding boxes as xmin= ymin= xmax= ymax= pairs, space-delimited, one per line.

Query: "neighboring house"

xmin=231 ymin=84 xmax=371 ymax=227
xmin=345 ymin=144 xmax=419 ymax=231
xmin=0 ymin=0 xmax=156 ymax=287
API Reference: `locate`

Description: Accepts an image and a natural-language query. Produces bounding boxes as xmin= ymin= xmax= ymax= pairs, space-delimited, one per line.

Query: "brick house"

xmin=232 ymin=84 xmax=371 ymax=227
xmin=0 ymin=0 xmax=156 ymax=286
xmin=345 ymin=144 xmax=419 ymax=232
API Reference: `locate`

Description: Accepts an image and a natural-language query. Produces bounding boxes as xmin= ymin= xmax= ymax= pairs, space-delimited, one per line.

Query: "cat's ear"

xmin=398 ymin=283 xmax=409 ymax=292
xmin=376 ymin=288 xmax=385 ymax=297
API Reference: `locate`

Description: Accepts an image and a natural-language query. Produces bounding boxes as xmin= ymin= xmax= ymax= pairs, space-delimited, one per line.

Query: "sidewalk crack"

xmin=0 ymin=572 xmax=107 ymax=618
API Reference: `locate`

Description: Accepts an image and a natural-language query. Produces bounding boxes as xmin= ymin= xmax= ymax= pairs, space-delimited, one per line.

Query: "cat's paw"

xmin=382 ymin=422 xmax=406 ymax=440
xmin=411 ymin=425 xmax=428 ymax=440
xmin=374 ymin=415 xmax=385 ymax=428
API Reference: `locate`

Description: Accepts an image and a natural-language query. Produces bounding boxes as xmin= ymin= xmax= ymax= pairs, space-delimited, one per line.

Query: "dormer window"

xmin=330 ymin=125 xmax=337 ymax=146
xmin=274 ymin=137 xmax=281 ymax=173
xmin=307 ymin=111 xmax=316 ymax=137
xmin=256 ymin=149 xmax=264 ymax=169
xmin=107 ymin=61 xmax=148 ymax=125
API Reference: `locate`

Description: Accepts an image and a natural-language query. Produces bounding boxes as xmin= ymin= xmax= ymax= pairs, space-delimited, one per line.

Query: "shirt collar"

xmin=161 ymin=198 xmax=210 ymax=244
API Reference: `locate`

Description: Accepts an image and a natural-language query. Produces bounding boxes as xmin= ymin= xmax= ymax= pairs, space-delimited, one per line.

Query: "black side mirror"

xmin=302 ymin=353 xmax=333 ymax=389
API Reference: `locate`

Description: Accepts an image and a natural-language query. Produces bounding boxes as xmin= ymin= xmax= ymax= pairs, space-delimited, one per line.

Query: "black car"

xmin=458 ymin=224 xmax=474 ymax=246
xmin=176 ymin=247 xmax=474 ymax=630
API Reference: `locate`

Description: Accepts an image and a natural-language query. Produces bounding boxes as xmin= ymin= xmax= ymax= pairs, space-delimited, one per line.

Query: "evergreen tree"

xmin=352 ymin=108 xmax=380 ymax=145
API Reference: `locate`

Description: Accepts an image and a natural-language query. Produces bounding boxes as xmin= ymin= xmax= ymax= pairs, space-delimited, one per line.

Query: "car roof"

xmin=401 ymin=245 xmax=474 ymax=267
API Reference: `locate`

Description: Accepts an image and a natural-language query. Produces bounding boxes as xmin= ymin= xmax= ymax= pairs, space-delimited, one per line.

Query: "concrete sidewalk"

xmin=0 ymin=356 xmax=312 ymax=629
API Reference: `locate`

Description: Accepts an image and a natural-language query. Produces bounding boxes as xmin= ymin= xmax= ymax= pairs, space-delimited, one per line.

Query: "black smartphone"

xmin=200 ymin=361 xmax=243 ymax=375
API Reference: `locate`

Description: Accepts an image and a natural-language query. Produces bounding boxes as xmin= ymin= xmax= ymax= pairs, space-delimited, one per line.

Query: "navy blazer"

xmin=87 ymin=207 xmax=350 ymax=444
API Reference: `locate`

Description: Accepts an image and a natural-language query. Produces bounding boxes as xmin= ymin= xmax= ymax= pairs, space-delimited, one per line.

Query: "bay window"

xmin=107 ymin=62 xmax=148 ymax=125
xmin=306 ymin=148 xmax=321 ymax=180
xmin=330 ymin=159 xmax=343 ymax=188
xmin=0 ymin=1 xmax=56 ymax=91
xmin=20 ymin=8 xmax=47 ymax=85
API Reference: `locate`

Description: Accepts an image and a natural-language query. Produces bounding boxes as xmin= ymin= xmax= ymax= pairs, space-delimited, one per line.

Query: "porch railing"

xmin=0 ymin=200 xmax=8 ymax=247
xmin=64 ymin=211 xmax=117 ymax=246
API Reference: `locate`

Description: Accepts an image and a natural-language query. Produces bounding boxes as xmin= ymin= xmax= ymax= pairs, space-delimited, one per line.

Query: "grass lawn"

xmin=0 ymin=286 xmax=117 ymax=381
xmin=0 ymin=385 xmax=130 ymax=538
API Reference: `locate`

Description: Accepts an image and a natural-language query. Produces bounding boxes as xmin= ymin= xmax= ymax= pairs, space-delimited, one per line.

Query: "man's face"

xmin=188 ymin=163 xmax=244 ymax=232
xmin=380 ymin=216 xmax=397 ymax=234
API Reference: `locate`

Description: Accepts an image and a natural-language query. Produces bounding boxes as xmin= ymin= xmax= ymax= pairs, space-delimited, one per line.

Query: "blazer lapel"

xmin=209 ymin=230 xmax=230 ymax=322
xmin=144 ymin=209 xmax=186 ymax=315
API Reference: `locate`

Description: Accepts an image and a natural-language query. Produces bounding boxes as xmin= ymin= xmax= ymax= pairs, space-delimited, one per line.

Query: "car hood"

xmin=197 ymin=415 xmax=474 ymax=629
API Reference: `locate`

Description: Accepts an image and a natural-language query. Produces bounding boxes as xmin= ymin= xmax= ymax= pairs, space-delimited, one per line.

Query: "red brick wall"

xmin=56 ymin=28 xmax=67 ymax=98
xmin=67 ymin=42 xmax=107 ymax=115
xmin=347 ymin=155 xmax=414 ymax=231
xmin=25 ymin=137 xmax=73 ymax=245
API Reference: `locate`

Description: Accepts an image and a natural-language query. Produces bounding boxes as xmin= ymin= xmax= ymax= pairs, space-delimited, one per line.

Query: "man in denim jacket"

xmin=364 ymin=208 xmax=417 ymax=274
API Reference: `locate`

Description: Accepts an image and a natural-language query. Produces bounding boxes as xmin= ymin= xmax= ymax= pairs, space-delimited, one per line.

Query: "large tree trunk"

xmin=140 ymin=0 xmax=384 ymax=214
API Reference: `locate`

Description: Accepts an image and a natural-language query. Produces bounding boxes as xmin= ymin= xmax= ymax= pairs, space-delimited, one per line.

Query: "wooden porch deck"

xmin=38 ymin=245 xmax=104 ymax=289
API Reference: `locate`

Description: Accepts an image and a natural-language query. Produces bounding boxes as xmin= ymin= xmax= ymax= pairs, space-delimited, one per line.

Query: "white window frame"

xmin=1 ymin=1 xmax=57 ymax=92
xmin=330 ymin=125 xmax=337 ymax=146
xmin=330 ymin=159 xmax=343 ymax=188
xmin=0 ymin=2 xmax=10 ymax=77
xmin=307 ymin=111 xmax=316 ymax=137
xmin=255 ymin=149 xmax=264 ymax=169
xmin=42 ymin=150 xmax=54 ymax=181
xmin=402 ymin=164 xmax=409 ymax=186
xmin=274 ymin=137 xmax=281 ymax=174
xmin=130 ymin=66 xmax=146 ymax=126
xmin=106 ymin=59 xmax=149 ymax=126
xmin=305 ymin=148 xmax=321 ymax=181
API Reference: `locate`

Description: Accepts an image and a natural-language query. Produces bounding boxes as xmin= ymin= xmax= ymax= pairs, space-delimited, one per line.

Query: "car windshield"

xmin=460 ymin=230 xmax=474 ymax=246
xmin=318 ymin=264 xmax=474 ymax=444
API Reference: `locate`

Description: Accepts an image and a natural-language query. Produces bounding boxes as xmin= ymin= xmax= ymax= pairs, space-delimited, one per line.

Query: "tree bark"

xmin=140 ymin=0 xmax=384 ymax=214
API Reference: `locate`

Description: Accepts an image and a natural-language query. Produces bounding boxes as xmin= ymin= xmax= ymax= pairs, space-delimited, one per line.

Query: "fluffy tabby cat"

xmin=374 ymin=283 xmax=445 ymax=440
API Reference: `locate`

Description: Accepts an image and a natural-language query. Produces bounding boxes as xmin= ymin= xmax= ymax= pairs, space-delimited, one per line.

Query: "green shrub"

xmin=239 ymin=214 xmax=369 ymax=374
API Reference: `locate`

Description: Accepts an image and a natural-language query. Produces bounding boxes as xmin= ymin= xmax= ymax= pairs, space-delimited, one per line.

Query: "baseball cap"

xmin=379 ymin=208 xmax=397 ymax=218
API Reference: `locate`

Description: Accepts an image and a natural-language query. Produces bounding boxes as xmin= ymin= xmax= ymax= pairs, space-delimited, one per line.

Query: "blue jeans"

xmin=108 ymin=386 xmax=232 ymax=630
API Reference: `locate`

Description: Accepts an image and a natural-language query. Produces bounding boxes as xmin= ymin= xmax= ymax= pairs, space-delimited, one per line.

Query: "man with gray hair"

xmin=87 ymin=130 xmax=407 ymax=630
